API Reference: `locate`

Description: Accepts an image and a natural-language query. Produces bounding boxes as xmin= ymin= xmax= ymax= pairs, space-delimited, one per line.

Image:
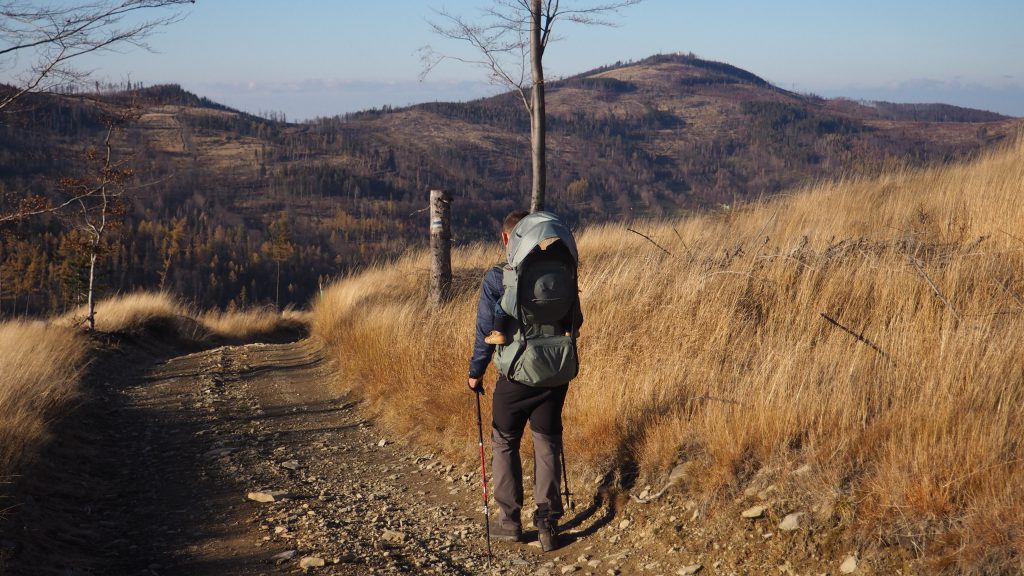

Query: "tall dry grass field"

xmin=0 ymin=321 xmax=87 ymax=483
xmin=314 ymin=139 xmax=1024 ymax=571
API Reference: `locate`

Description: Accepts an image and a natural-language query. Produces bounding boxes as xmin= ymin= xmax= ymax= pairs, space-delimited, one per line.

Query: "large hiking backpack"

xmin=494 ymin=212 xmax=580 ymax=388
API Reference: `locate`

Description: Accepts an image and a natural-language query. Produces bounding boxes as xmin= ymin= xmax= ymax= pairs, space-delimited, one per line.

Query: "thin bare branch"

xmin=907 ymin=255 xmax=963 ymax=323
xmin=994 ymin=278 xmax=1024 ymax=309
xmin=421 ymin=7 xmax=532 ymax=100
xmin=557 ymin=0 xmax=643 ymax=26
xmin=422 ymin=0 xmax=642 ymax=104
xmin=626 ymin=227 xmax=673 ymax=257
xmin=423 ymin=0 xmax=642 ymax=212
xmin=997 ymin=228 xmax=1024 ymax=246
xmin=0 ymin=0 xmax=194 ymax=112
xmin=820 ymin=312 xmax=895 ymax=364
xmin=0 ymin=187 xmax=101 ymax=223
xmin=670 ymin=226 xmax=696 ymax=261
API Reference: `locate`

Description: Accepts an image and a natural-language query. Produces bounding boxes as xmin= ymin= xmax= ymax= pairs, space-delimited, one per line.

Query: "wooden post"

xmin=429 ymin=189 xmax=452 ymax=307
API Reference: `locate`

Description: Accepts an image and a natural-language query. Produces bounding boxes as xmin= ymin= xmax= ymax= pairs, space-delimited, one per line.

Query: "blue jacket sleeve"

xmin=468 ymin=265 xmax=504 ymax=378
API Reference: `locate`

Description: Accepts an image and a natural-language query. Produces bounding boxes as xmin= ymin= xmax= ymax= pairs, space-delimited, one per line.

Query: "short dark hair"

xmin=503 ymin=210 xmax=530 ymax=233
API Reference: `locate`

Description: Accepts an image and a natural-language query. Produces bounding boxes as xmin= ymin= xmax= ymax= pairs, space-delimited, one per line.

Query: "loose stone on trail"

xmin=247 ymin=490 xmax=288 ymax=503
xmin=299 ymin=555 xmax=326 ymax=569
xmin=271 ymin=549 xmax=296 ymax=564
xmin=741 ymin=505 xmax=767 ymax=519
xmin=779 ymin=513 xmax=802 ymax=531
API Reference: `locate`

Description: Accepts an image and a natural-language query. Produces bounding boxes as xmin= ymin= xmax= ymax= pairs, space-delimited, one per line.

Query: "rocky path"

xmin=140 ymin=337 xmax=516 ymax=575
xmin=3 ymin=333 xmax=878 ymax=575
xmin=4 ymin=336 xmax=646 ymax=576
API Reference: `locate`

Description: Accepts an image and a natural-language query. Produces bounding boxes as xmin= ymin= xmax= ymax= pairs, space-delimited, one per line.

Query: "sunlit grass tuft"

xmin=0 ymin=321 xmax=87 ymax=482
xmin=59 ymin=292 xmax=307 ymax=342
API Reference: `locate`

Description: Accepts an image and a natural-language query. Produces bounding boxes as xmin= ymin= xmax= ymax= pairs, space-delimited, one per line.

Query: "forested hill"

xmin=0 ymin=53 xmax=1019 ymax=315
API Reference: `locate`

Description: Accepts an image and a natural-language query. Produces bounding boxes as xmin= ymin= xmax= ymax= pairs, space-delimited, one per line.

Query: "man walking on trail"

xmin=467 ymin=210 xmax=582 ymax=552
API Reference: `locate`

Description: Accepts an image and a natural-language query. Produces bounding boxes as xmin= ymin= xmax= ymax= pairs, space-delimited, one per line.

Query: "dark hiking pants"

xmin=491 ymin=374 xmax=568 ymax=530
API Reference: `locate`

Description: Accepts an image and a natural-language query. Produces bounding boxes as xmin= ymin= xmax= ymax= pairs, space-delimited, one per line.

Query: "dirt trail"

xmin=2 ymin=335 xmax=644 ymax=576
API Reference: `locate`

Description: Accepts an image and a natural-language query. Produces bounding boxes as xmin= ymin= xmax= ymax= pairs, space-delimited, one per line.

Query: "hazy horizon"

xmin=164 ymin=58 xmax=1023 ymax=122
xmin=4 ymin=0 xmax=1023 ymax=120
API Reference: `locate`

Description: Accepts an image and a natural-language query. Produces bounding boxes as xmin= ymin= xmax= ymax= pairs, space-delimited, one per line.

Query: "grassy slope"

xmin=314 ymin=138 xmax=1024 ymax=572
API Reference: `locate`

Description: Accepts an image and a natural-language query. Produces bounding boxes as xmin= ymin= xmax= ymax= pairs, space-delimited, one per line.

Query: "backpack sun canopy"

xmin=505 ymin=211 xmax=579 ymax=269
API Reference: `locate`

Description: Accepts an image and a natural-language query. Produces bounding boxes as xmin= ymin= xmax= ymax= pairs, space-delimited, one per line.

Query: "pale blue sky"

xmin=17 ymin=0 xmax=1024 ymax=119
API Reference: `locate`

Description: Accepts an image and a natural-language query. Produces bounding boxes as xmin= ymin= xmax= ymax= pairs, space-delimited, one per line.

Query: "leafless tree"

xmin=268 ymin=218 xmax=295 ymax=310
xmin=0 ymin=0 xmax=194 ymax=113
xmin=421 ymin=0 xmax=641 ymax=213
xmin=60 ymin=114 xmax=134 ymax=330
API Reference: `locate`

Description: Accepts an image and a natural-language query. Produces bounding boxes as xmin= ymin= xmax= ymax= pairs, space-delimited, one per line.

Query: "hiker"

xmin=467 ymin=209 xmax=583 ymax=552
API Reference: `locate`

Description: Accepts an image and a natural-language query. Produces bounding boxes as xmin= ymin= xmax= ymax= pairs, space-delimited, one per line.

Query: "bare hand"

xmin=467 ymin=377 xmax=482 ymax=392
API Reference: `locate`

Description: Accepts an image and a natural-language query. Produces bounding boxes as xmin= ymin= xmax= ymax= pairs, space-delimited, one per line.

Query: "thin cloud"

xmin=187 ymin=78 xmax=500 ymax=121
xmin=820 ymin=78 xmax=1024 ymax=117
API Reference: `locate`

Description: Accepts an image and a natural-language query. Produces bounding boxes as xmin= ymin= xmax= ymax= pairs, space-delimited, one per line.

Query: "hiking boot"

xmin=491 ymin=522 xmax=523 ymax=542
xmin=484 ymin=330 xmax=507 ymax=345
xmin=536 ymin=520 xmax=560 ymax=552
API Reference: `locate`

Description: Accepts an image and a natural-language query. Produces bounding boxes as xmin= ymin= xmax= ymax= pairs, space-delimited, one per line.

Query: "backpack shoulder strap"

xmin=497 ymin=262 xmax=517 ymax=316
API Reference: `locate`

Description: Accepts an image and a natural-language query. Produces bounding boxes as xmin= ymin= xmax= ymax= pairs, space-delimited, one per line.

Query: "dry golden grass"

xmin=199 ymin=307 xmax=309 ymax=341
xmin=62 ymin=292 xmax=196 ymax=334
xmin=60 ymin=292 xmax=307 ymax=342
xmin=314 ymin=138 xmax=1024 ymax=572
xmin=0 ymin=321 xmax=87 ymax=482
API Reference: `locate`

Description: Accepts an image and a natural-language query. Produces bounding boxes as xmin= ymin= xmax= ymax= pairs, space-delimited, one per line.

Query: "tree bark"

xmin=87 ymin=252 xmax=97 ymax=331
xmin=429 ymin=189 xmax=452 ymax=307
xmin=529 ymin=0 xmax=546 ymax=213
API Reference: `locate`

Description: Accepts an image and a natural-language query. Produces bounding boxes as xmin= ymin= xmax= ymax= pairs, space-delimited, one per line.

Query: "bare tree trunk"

xmin=429 ymin=189 xmax=452 ymax=307
xmin=426 ymin=1 xmax=641 ymax=213
xmin=87 ymin=251 xmax=97 ymax=331
xmin=529 ymin=0 xmax=546 ymax=213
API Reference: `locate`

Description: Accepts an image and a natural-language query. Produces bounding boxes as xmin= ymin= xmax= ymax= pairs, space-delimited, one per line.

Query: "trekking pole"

xmin=474 ymin=389 xmax=493 ymax=562
xmin=563 ymin=289 xmax=579 ymax=514
xmin=560 ymin=443 xmax=575 ymax=512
